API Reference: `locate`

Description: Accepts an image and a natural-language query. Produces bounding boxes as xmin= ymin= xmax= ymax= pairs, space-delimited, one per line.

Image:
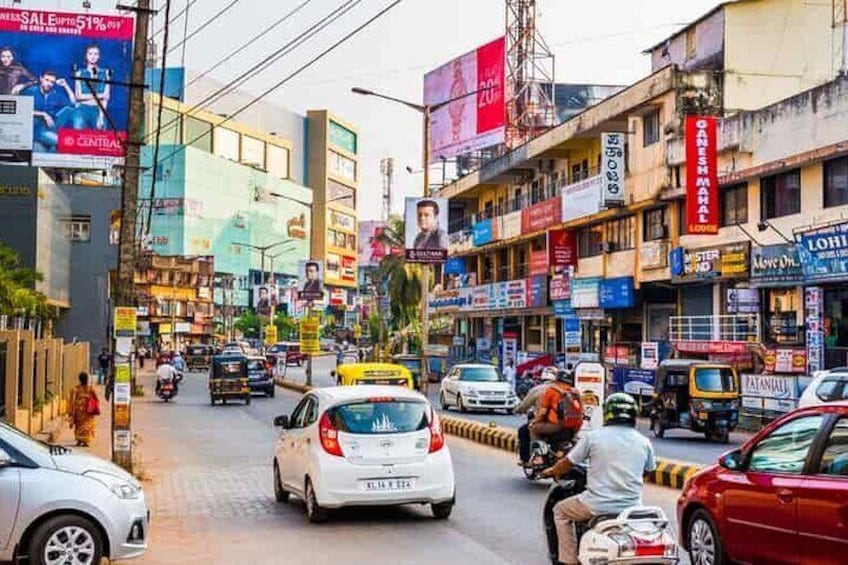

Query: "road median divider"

xmin=275 ymin=377 xmax=313 ymax=394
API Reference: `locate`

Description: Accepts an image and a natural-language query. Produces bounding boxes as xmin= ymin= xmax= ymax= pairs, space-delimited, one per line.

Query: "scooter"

xmin=542 ymin=468 xmax=679 ymax=565
xmin=157 ymin=379 xmax=177 ymax=402
xmin=522 ymin=412 xmax=576 ymax=481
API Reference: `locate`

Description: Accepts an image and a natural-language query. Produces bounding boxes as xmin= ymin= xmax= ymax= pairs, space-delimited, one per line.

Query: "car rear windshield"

xmin=460 ymin=367 xmax=503 ymax=382
xmin=247 ymin=360 xmax=266 ymax=371
xmin=268 ymin=345 xmax=285 ymax=353
xmin=329 ymin=400 xmax=429 ymax=435
xmin=694 ymin=368 xmax=736 ymax=393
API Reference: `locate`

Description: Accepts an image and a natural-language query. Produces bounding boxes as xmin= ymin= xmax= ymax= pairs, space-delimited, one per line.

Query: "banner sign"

xmin=549 ymin=273 xmax=571 ymax=301
xmin=424 ymin=36 xmax=505 ymax=162
xmin=521 ymin=196 xmax=561 ymax=233
xmin=742 ymin=373 xmax=798 ymax=400
xmin=0 ymin=7 xmax=134 ymax=169
xmin=571 ymin=277 xmax=601 ymax=309
xmin=553 ymin=299 xmax=574 ymax=318
xmin=472 ymin=218 xmax=494 ymax=246
xmin=763 ymin=348 xmax=807 ymax=374
xmin=750 ymin=244 xmax=803 ymax=287
xmin=113 ymin=307 xmax=136 ymax=338
xmin=641 ymin=342 xmax=659 ymax=369
xmin=526 ymin=275 xmax=548 ymax=308
xmin=726 ymin=288 xmax=759 ymax=314
xmin=599 ymin=276 xmax=635 ymax=309
xmin=561 ymin=175 xmax=602 ymax=223
xmin=502 ymin=211 xmax=521 ymax=240
xmin=530 ymin=249 xmax=548 ymax=276
xmin=548 ymin=228 xmax=577 ymax=268
xmin=796 ymin=220 xmax=848 ymax=282
xmin=444 ymin=256 xmax=466 ymax=275
xmin=574 ymin=362 xmax=606 ymax=431
xmin=405 ymin=197 xmax=448 ymax=263
xmin=299 ymin=316 xmax=321 ymax=355
xmin=611 ymin=366 xmax=656 ymax=397
xmin=805 ymin=287 xmax=824 ymax=373
xmin=685 ymin=116 xmax=719 ymax=234
xmin=0 ymin=95 xmax=33 ymax=163
xmin=671 ymin=242 xmax=750 ymax=282
xmin=601 ymin=132 xmax=625 ymax=206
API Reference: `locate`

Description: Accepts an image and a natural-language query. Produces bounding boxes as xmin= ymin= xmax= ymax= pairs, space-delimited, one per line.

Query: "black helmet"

xmin=555 ymin=369 xmax=574 ymax=386
xmin=604 ymin=392 xmax=637 ymax=426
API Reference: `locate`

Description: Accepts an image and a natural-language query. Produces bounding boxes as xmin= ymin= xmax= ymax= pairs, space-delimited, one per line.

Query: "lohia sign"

xmin=685 ymin=116 xmax=719 ymax=234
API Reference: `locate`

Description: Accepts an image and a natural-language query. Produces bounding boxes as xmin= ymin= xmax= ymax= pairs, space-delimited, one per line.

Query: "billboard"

xmin=252 ymin=285 xmax=278 ymax=318
xmin=424 ymin=37 xmax=505 ymax=162
xmin=0 ymin=8 xmax=134 ymax=168
xmin=298 ymin=259 xmax=324 ymax=301
xmin=358 ymin=220 xmax=390 ymax=268
xmin=0 ymin=95 xmax=33 ymax=163
xmin=601 ymin=132 xmax=625 ymax=206
xmin=685 ymin=116 xmax=719 ymax=234
xmin=405 ymin=197 xmax=448 ymax=263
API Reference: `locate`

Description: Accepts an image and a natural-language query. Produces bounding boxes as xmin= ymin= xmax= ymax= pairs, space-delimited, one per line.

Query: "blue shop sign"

xmin=796 ymin=221 xmax=848 ymax=282
xmin=669 ymin=247 xmax=685 ymax=277
xmin=527 ymin=275 xmax=548 ymax=308
xmin=750 ymin=244 xmax=802 ymax=287
xmin=599 ymin=277 xmax=635 ymax=309
xmin=553 ymin=300 xmax=574 ymax=317
xmin=611 ymin=367 xmax=656 ymax=396
xmin=472 ymin=219 xmax=494 ymax=246
xmin=445 ymin=256 xmax=466 ymax=275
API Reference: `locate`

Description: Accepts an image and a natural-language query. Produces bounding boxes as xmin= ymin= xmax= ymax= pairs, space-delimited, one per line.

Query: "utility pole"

xmin=111 ymin=0 xmax=154 ymax=473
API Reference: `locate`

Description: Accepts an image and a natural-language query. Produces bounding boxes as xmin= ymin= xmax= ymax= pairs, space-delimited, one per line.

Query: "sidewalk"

xmin=46 ymin=384 xmax=113 ymax=463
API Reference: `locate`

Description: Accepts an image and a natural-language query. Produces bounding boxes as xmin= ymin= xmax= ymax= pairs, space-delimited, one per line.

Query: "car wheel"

xmin=245 ymin=396 xmax=251 ymax=406
xmin=651 ymin=417 xmax=665 ymax=438
xmin=268 ymin=386 xmax=276 ymax=398
xmin=688 ymin=509 xmax=725 ymax=565
xmin=457 ymin=394 xmax=467 ymax=413
xmin=273 ymin=461 xmax=289 ymax=503
xmin=439 ymin=392 xmax=448 ymax=411
xmin=29 ymin=514 xmax=104 ymax=565
xmin=305 ymin=478 xmax=328 ymax=523
xmin=431 ymin=500 xmax=454 ymax=520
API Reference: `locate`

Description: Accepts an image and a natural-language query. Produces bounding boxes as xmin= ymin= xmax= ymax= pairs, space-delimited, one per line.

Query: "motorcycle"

xmin=156 ymin=371 xmax=182 ymax=402
xmin=543 ymin=467 xmax=679 ymax=565
xmin=522 ymin=412 xmax=576 ymax=481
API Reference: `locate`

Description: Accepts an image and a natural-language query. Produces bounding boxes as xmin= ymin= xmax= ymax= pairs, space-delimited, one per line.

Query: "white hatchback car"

xmin=439 ymin=363 xmax=519 ymax=413
xmin=798 ymin=369 xmax=848 ymax=407
xmin=0 ymin=422 xmax=148 ymax=564
xmin=272 ymin=385 xmax=455 ymax=523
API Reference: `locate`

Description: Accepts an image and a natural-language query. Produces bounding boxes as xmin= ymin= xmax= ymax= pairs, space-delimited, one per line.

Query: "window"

xmin=643 ymin=109 xmax=660 ymax=147
xmin=327 ymin=180 xmax=355 ymax=209
xmin=819 ymin=418 xmax=848 ymax=476
xmin=748 ymin=415 xmax=823 ymax=474
xmin=62 ymin=216 xmax=91 ymax=242
xmin=824 ymin=156 xmax=848 ymax=208
xmin=328 ymin=400 xmax=429 ymax=435
xmin=267 ymin=145 xmax=290 ymax=179
xmin=643 ymin=207 xmax=667 ymax=241
xmin=329 ymin=150 xmax=356 ymax=182
xmin=578 ymin=224 xmax=604 ymax=258
xmin=720 ymin=183 xmax=748 ymax=226
xmin=815 ymin=377 xmax=848 ymax=402
xmin=185 ymin=116 xmax=212 ymax=152
xmin=151 ymin=107 xmax=181 ymax=145
xmin=761 ymin=170 xmax=801 ymax=220
xmin=213 ymin=127 xmax=240 ymax=162
xmin=685 ymin=27 xmax=697 ymax=60
xmin=678 ymin=202 xmax=687 ymax=235
xmin=241 ymin=135 xmax=265 ymax=169
xmin=605 ymin=216 xmax=634 ymax=251
xmin=693 ymin=367 xmax=737 ymax=393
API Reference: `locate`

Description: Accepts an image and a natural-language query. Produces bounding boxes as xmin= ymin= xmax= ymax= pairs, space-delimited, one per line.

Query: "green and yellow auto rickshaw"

xmin=209 ymin=354 xmax=251 ymax=406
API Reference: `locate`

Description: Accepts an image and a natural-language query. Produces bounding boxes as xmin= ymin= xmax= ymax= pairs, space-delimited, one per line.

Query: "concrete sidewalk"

xmin=44 ymin=384 xmax=114 ymax=464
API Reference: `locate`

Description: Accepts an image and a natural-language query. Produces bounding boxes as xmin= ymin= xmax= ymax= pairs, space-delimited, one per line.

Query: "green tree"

xmin=0 ymin=242 xmax=48 ymax=319
xmin=233 ymin=310 xmax=261 ymax=338
xmin=273 ymin=311 xmax=298 ymax=341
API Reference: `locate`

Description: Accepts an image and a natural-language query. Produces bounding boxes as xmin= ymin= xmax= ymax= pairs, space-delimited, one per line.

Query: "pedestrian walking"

xmin=138 ymin=345 xmax=147 ymax=369
xmin=503 ymin=359 xmax=517 ymax=392
xmin=96 ymin=347 xmax=111 ymax=385
xmin=68 ymin=372 xmax=100 ymax=447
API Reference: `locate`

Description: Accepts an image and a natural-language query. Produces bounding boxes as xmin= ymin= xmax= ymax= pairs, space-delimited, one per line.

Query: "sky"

xmin=27 ymin=0 xmax=724 ymax=219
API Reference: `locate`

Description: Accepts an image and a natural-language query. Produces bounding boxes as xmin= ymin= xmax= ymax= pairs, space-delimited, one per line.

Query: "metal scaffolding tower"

xmin=505 ymin=0 xmax=556 ymax=148
xmin=380 ymin=157 xmax=394 ymax=221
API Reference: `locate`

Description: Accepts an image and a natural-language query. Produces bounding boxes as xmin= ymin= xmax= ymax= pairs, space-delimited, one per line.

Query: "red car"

xmin=267 ymin=342 xmax=304 ymax=367
xmin=677 ymin=401 xmax=848 ymax=565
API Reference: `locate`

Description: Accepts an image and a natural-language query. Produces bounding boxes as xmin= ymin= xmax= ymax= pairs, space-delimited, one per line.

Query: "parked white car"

xmin=272 ymin=385 xmax=455 ymax=523
xmin=0 ymin=422 xmax=148 ymax=564
xmin=439 ymin=363 xmax=519 ymax=413
xmin=798 ymin=369 xmax=848 ymax=407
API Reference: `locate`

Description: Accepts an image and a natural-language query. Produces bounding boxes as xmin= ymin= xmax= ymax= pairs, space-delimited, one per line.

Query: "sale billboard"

xmin=423 ymin=37 xmax=505 ymax=163
xmin=0 ymin=8 xmax=134 ymax=168
xmin=685 ymin=116 xmax=719 ymax=234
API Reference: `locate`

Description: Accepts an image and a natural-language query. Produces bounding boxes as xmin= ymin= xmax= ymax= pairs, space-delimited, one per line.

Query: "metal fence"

xmin=669 ymin=315 xmax=761 ymax=344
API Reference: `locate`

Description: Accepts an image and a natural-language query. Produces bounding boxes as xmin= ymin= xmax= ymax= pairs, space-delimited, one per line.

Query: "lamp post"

xmin=351 ymin=85 xmax=494 ymax=386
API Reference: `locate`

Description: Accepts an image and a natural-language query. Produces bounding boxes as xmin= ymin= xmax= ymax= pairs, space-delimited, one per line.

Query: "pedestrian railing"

xmin=669 ymin=314 xmax=761 ymax=344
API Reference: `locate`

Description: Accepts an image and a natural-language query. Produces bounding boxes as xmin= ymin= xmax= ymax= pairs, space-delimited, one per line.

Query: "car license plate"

xmin=362 ymin=478 xmax=414 ymax=492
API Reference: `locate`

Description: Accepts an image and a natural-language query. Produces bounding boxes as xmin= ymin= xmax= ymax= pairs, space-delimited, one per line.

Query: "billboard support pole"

xmin=420 ymin=106 xmax=431 ymax=390
xmin=112 ymin=0 xmax=153 ymax=473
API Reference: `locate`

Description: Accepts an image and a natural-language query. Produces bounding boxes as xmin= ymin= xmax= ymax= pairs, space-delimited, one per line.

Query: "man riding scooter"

xmin=540 ymin=393 xmax=657 ymax=565
xmin=155 ymin=358 xmax=181 ymax=396
xmin=515 ymin=367 xmax=557 ymax=465
xmin=526 ymin=369 xmax=581 ymax=466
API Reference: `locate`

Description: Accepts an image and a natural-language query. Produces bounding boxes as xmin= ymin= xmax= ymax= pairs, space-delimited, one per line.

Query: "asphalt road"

xmin=282 ymin=356 xmax=749 ymax=466
xmin=133 ymin=368 xmax=686 ymax=564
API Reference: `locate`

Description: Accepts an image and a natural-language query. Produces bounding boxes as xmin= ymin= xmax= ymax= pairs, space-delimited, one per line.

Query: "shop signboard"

xmin=726 ymin=288 xmax=759 ymax=314
xmin=505 ymin=280 xmax=526 ymax=308
xmin=720 ymin=242 xmax=750 ymax=278
xmin=599 ymin=277 xmax=635 ymax=309
xmin=750 ymin=244 xmax=803 ymax=287
xmin=671 ymin=243 xmax=749 ymax=282
xmin=640 ymin=241 xmax=668 ymax=270
xmin=502 ymin=211 xmax=521 ymax=240
xmin=554 ymin=300 xmax=574 ymax=318
xmin=521 ymin=196 xmax=561 ymax=233
xmin=574 ymin=362 xmax=606 ymax=431
xmin=641 ymin=342 xmax=659 ymax=369
xmin=449 ymin=229 xmax=473 ymax=254
xmin=444 ymin=256 xmax=466 ymax=275
xmin=763 ymin=348 xmax=807 ymax=374
xmin=685 ymin=116 xmax=719 ymax=234
xmin=805 ymin=286 xmax=824 ymax=373
xmin=603 ymin=345 xmax=631 ymax=365
xmin=741 ymin=373 xmax=799 ymax=417
xmin=564 ymin=316 xmax=581 ymax=364
xmin=611 ymin=367 xmax=656 ymax=397
xmin=113 ymin=307 xmax=136 ymax=338
xmin=472 ymin=218 xmax=494 ymax=246
xmin=571 ymin=277 xmax=601 ymax=309
xmin=529 ymin=249 xmax=548 ymax=276
xmin=601 ymin=132 xmax=625 ymax=206
xmin=796 ymin=220 xmax=848 ymax=282
xmin=526 ymin=275 xmax=548 ymax=308
xmin=472 ymin=285 xmax=489 ymax=310
xmin=561 ymin=175 xmax=602 ymax=223
xmin=675 ymin=341 xmax=749 ymax=354
xmin=548 ymin=228 xmax=577 ymax=268
xmin=550 ymin=273 xmax=571 ymax=301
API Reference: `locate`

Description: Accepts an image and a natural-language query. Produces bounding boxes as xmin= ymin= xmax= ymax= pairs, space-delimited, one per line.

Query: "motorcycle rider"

xmin=540 ymin=393 xmax=656 ymax=565
xmin=514 ymin=368 xmax=557 ymax=465
xmin=156 ymin=358 xmax=179 ymax=396
xmin=528 ymin=368 xmax=580 ymax=463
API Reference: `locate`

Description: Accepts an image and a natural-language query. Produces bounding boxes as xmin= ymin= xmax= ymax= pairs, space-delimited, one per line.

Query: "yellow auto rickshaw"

xmin=649 ymin=359 xmax=740 ymax=443
xmin=332 ymin=363 xmax=414 ymax=389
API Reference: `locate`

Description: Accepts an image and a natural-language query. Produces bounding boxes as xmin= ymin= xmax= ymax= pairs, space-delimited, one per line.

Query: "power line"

xmin=156 ymin=0 xmax=402 ymax=167
xmin=167 ymin=0 xmax=241 ymax=55
xmin=151 ymin=0 xmax=197 ymax=39
xmin=145 ymin=0 xmax=361 ymax=143
xmin=184 ymin=0 xmax=313 ymax=90
xmin=180 ymin=0 xmax=191 ymax=68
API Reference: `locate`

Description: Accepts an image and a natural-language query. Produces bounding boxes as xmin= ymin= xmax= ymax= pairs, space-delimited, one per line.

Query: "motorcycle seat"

xmin=586 ymin=513 xmax=619 ymax=529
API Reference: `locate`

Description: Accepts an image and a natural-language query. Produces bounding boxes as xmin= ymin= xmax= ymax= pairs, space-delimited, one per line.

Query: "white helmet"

xmin=540 ymin=367 xmax=558 ymax=382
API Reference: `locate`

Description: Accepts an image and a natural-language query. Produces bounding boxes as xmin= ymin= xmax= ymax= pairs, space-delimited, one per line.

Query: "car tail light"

xmin=428 ymin=407 xmax=445 ymax=453
xmin=319 ymin=412 xmax=344 ymax=457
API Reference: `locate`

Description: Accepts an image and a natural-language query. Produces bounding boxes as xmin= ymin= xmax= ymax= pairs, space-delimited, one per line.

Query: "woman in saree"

xmin=68 ymin=372 xmax=99 ymax=447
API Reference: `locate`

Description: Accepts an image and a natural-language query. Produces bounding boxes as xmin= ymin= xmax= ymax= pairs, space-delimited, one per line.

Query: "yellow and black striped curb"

xmin=439 ymin=415 xmax=704 ymax=490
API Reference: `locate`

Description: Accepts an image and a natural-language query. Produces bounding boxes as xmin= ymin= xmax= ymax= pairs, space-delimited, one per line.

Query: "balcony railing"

xmin=669 ymin=315 xmax=761 ymax=344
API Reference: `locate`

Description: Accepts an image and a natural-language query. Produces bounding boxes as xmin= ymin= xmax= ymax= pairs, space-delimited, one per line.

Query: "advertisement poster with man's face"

xmin=298 ymin=259 xmax=324 ymax=301
xmin=405 ymin=197 xmax=448 ymax=263
xmin=0 ymin=8 xmax=134 ymax=168
xmin=253 ymin=285 xmax=277 ymax=318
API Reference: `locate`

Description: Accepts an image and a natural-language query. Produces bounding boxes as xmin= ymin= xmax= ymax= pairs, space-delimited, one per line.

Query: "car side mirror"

xmin=273 ymin=415 xmax=290 ymax=429
xmin=720 ymin=450 xmax=744 ymax=471
xmin=0 ymin=449 xmax=14 ymax=469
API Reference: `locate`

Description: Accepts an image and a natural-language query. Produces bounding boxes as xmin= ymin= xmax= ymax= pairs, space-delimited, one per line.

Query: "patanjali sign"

xmin=685 ymin=116 xmax=719 ymax=234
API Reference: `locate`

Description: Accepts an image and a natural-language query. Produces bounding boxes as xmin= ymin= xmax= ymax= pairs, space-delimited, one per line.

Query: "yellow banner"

xmin=113 ymin=307 xmax=137 ymax=338
xmin=115 ymin=364 xmax=131 ymax=384
xmin=265 ymin=325 xmax=278 ymax=346
xmin=299 ymin=316 xmax=321 ymax=355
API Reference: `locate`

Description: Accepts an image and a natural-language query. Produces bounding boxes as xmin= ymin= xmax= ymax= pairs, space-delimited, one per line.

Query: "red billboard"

xmin=529 ymin=249 xmax=548 ymax=276
xmin=423 ymin=37 xmax=505 ymax=163
xmin=521 ymin=196 xmax=561 ymax=233
xmin=548 ymin=228 xmax=577 ymax=267
xmin=685 ymin=116 xmax=719 ymax=234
